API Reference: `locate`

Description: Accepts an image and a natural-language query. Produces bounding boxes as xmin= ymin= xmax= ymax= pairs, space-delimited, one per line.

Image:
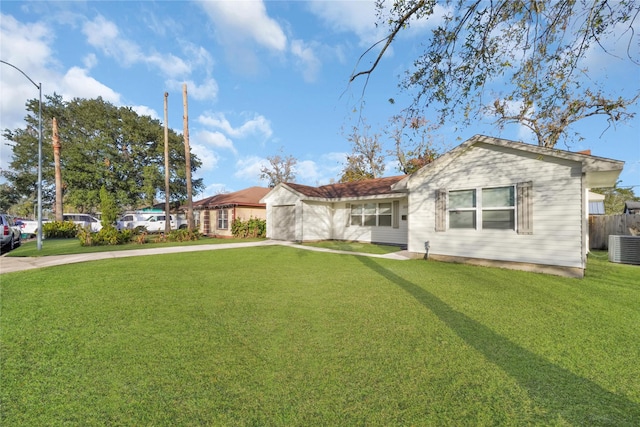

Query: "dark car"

xmin=1 ymin=213 xmax=22 ymax=253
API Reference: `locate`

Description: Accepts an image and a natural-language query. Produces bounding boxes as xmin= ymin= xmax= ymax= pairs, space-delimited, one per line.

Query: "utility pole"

xmin=182 ymin=83 xmax=194 ymax=231
xmin=163 ymin=92 xmax=171 ymax=235
xmin=52 ymin=117 xmax=63 ymax=221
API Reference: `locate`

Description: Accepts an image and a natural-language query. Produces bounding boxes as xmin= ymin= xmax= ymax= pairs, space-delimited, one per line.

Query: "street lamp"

xmin=1 ymin=60 xmax=43 ymax=250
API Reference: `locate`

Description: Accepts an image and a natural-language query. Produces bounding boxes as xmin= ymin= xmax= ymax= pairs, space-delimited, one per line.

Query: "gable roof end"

xmin=392 ymin=134 xmax=623 ymax=190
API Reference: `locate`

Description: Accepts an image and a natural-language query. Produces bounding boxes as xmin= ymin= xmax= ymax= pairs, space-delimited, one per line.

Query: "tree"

xmin=387 ymin=115 xmax=441 ymax=175
xmin=339 ymin=123 xmax=385 ymax=182
xmin=99 ymin=185 xmax=119 ymax=228
xmin=592 ymin=183 xmax=639 ymax=214
xmin=260 ymin=150 xmax=297 ymax=187
xmin=0 ymin=183 xmax=20 ymax=213
xmin=352 ymin=0 xmax=640 ymax=148
xmin=2 ymin=94 xmax=204 ymax=214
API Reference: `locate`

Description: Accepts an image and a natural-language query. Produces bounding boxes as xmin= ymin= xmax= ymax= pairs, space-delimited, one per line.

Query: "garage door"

xmin=272 ymin=205 xmax=296 ymax=241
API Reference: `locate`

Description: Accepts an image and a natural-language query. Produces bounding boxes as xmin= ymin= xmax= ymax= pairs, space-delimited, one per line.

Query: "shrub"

xmin=44 ymin=221 xmax=79 ymax=239
xmin=78 ymin=226 xmax=139 ymax=246
xmin=166 ymin=229 xmax=201 ymax=242
xmin=231 ymin=217 xmax=266 ymax=238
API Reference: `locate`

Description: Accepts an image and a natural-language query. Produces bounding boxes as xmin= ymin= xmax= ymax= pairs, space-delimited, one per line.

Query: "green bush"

xmin=78 ymin=226 xmax=139 ymax=246
xmin=44 ymin=221 xmax=79 ymax=239
xmin=231 ymin=217 xmax=266 ymax=238
xmin=166 ymin=229 xmax=201 ymax=242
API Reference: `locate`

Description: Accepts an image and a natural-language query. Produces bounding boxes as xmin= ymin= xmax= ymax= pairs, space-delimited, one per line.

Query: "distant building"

xmin=588 ymin=191 xmax=605 ymax=215
xmin=192 ymin=187 xmax=270 ymax=237
xmin=624 ymin=201 xmax=640 ymax=215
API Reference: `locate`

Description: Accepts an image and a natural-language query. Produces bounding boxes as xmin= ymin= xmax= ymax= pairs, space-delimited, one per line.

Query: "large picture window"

xmin=350 ymin=202 xmax=393 ymax=227
xmin=217 ymin=209 xmax=228 ymax=229
xmin=437 ymin=182 xmax=531 ymax=234
xmin=447 ymin=186 xmax=515 ymax=230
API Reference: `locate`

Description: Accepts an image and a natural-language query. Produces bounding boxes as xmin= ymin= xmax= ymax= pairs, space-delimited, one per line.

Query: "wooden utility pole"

xmin=182 ymin=83 xmax=194 ymax=231
xmin=52 ymin=117 xmax=63 ymax=221
xmin=163 ymin=92 xmax=171 ymax=235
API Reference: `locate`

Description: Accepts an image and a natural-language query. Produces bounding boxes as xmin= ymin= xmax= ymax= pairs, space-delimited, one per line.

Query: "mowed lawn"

xmin=1 ymin=246 xmax=639 ymax=426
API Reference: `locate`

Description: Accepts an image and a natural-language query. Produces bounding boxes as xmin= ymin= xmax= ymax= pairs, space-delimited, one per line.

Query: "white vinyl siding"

xmin=407 ymin=143 xmax=585 ymax=269
xmin=334 ymin=200 xmax=408 ymax=245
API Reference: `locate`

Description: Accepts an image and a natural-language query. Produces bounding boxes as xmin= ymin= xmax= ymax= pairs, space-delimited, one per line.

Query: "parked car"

xmin=20 ymin=213 xmax=102 ymax=236
xmin=62 ymin=214 xmax=102 ymax=232
xmin=0 ymin=213 xmax=22 ymax=253
xmin=117 ymin=211 xmax=188 ymax=232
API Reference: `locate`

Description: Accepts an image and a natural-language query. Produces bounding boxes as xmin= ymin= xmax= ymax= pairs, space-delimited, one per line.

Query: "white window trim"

xmin=348 ymin=202 xmax=394 ymax=227
xmin=445 ymin=185 xmax=518 ymax=231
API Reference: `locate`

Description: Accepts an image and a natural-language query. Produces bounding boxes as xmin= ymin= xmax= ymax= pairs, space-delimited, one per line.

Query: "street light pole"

xmin=1 ymin=60 xmax=43 ymax=250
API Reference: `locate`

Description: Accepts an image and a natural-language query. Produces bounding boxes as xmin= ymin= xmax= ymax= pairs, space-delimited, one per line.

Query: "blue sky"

xmin=1 ymin=0 xmax=639 ymax=199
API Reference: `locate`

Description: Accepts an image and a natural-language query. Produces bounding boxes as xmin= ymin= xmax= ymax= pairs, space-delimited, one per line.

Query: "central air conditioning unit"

xmin=609 ymin=235 xmax=640 ymax=265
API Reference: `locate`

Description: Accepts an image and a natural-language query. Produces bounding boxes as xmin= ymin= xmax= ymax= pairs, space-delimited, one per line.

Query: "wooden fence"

xmin=589 ymin=214 xmax=640 ymax=249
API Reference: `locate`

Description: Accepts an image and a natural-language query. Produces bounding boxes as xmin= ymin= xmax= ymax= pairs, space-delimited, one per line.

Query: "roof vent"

xmin=608 ymin=235 xmax=640 ymax=265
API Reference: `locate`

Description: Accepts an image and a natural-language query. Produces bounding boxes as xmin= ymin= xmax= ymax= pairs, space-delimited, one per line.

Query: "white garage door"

xmin=272 ymin=205 xmax=296 ymax=241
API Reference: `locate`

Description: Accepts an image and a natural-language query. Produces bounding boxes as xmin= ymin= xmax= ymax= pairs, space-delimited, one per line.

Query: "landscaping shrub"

xmin=166 ymin=229 xmax=201 ymax=242
xmin=43 ymin=221 xmax=79 ymax=239
xmin=78 ymin=226 xmax=139 ymax=246
xmin=231 ymin=217 xmax=266 ymax=238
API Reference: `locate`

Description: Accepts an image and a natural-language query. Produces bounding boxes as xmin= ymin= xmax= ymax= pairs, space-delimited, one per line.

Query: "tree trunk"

xmin=164 ymin=92 xmax=171 ymax=235
xmin=183 ymin=84 xmax=194 ymax=231
xmin=52 ymin=117 xmax=63 ymax=221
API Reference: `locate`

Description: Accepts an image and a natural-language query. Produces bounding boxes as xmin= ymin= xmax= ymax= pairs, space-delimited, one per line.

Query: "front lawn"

xmin=1 ymin=247 xmax=639 ymax=425
xmin=6 ymin=236 xmax=265 ymax=257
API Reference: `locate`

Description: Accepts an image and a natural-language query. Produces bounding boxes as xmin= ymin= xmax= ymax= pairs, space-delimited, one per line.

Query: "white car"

xmin=62 ymin=214 xmax=103 ymax=232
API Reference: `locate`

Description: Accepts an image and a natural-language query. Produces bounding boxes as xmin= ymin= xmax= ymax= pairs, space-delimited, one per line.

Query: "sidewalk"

xmin=0 ymin=241 xmax=411 ymax=274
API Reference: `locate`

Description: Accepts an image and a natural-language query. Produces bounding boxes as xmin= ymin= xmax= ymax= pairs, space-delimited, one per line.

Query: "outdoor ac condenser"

xmin=608 ymin=235 xmax=640 ymax=265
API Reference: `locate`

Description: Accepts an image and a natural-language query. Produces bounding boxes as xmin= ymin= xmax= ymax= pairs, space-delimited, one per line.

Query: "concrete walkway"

xmin=0 ymin=240 xmax=412 ymax=275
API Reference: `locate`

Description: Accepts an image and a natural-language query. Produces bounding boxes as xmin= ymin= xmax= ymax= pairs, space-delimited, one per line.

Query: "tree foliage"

xmin=387 ymin=115 xmax=441 ymax=175
xmin=260 ymin=150 xmax=297 ymax=187
xmin=592 ymin=183 xmax=639 ymax=214
xmin=353 ymin=0 xmax=640 ymax=147
xmin=2 ymin=94 xmax=203 ymax=214
xmin=99 ymin=185 xmax=119 ymax=228
xmin=340 ymin=123 xmax=386 ymax=182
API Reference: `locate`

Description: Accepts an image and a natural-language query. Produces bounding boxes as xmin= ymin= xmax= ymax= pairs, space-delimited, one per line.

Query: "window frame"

xmin=349 ymin=202 xmax=395 ymax=227
xmin=217 ymin=209 xmax=228 ymax=230
xmin=445 ymin=185 xmax=516 ymax=231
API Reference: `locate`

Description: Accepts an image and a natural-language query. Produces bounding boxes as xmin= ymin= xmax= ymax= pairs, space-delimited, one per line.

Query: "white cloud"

xmin=198 ymin=112 xmax=273 ymax=140
xmin=83 ymin=15 xmax=141 ymax=65
xmin=130 ymin=105 xmax=159 ymax=120
xmin=61 ymin=67 xmax=121 ymax=103
xmin=308 ymin=0 xmax=380 ymax=46
xmin=191 ymin=143 xmax=220 ymax=172
xmin=290 ymin=39 xmax=321 ymax=83
xmin=167 ymin=78 xmax=219 ymax=102
xmin=82 ymin=15 xmax=190 ymax=78
xmin=0 ymin=14 xmax=55 ymax=173
xmin=195 ymin=130 xmax=237 ymax=154
xmin=234 ymin=156 xmax=266 ymax=182
xmin=198 ymin=0 xmax=287 ymax=52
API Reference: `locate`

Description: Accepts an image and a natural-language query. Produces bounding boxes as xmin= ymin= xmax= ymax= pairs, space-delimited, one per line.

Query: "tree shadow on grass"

xmin=357 ymin=256 xmax=640 ymax=425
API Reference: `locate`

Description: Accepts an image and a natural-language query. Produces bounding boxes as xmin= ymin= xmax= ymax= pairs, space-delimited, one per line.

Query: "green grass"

xmin=302 ymin=240 xmax=403 ymax=254
xmin=1 ymin=248 xmax=639 ymax=426
xmin=7 ymin=236 xmax=265 ymax=257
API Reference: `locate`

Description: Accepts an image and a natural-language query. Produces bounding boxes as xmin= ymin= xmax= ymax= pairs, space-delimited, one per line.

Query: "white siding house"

xmin=261 ymin=177 xmax=409 ymax=246
xmin=392 ymin=135 xmax=623 ymax=277
xmin=261 ymin=135 xmax=623 ymax=277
